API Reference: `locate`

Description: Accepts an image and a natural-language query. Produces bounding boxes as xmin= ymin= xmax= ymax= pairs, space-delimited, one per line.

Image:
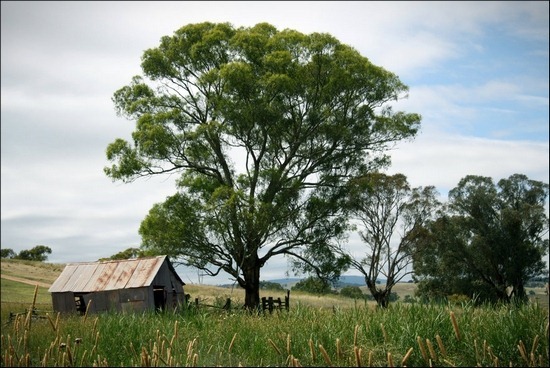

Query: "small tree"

xmin=16 ymin=245 xmax=52 ymax=262
xmin=339 ymin=285 xmax=365 ymax=299
xmin=100 ymin=247 xmax=148 ymax=261
xmin=292 ymin=276 xmax=333 ymax=295
xmin=260 ymin=281 xmax=285 ymax=291
xmin=337 ymin=173 xmax=440 ymax=308
xmin=1 ymin=248 xmax=16 ymax=259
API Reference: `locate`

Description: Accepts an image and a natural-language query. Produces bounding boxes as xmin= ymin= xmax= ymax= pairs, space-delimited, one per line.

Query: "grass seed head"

xmin=449 ymin=311 xmax=461 ymax=341
xmin=318 ymin=344 xmax=333 ymax=367
xmin=401 ymin=347 xmax=414 ymax=366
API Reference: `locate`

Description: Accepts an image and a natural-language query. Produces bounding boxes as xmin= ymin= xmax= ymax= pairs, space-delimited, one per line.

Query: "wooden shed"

xmin=48 ymin=255 xmax=185 ymax=314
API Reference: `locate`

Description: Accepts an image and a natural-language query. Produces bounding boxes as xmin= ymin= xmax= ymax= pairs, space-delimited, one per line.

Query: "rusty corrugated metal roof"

xmin=48 ymin=255 xmax=182 ymax=293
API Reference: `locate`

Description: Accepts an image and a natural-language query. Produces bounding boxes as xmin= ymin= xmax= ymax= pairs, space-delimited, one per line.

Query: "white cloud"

xmin=387 ymin=132 xmax=550 ymax=195
xmin=1 ymin=1 xmax=548 ymax=284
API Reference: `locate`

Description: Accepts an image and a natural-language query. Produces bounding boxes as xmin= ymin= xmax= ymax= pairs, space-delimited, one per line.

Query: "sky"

xmin=1 ymin=1 xmax=548 ymax=285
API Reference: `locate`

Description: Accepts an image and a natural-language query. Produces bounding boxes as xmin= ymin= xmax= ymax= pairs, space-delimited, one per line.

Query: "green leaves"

xmin=104 ymin=138 xmax=146 ymax=182
xmin=105 ymin=22 xmax=422 ymax=308
xmin=415 ymin=173 xmax=549 ymax=304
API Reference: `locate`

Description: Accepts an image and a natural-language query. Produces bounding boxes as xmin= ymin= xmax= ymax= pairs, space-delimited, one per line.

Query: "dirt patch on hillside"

xmin=0 ymin=274 xmax=51 ymax=288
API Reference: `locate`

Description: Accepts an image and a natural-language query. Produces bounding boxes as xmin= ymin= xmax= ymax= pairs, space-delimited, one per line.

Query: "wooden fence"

xmin=261 ymin=290 xmax=290 ymax=313
xmin=191 ymin=290 xmax=290 ymax=313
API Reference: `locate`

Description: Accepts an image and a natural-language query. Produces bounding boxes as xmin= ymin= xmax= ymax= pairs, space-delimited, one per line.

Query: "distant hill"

xmin=221 ymin=275 xmax=380 ymax=289
xmin=219 ymin=275 xmax=389 ymax=289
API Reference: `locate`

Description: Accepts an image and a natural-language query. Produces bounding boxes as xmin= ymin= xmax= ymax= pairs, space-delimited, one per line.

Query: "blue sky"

xmin=1 ymin=1 xmax=548 ymax=285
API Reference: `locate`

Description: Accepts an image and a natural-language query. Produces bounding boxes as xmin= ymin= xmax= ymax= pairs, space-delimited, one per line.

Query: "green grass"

xmin=1 ymin=261 xmax=548 ymax=366
xmin=0 ymin=278 xmax=51 ymax=305
xmin=1 ymin=300 xmax=548 ymax=367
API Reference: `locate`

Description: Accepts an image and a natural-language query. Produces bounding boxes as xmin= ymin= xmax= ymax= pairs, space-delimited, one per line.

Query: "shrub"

xmin=339 ymin=286 xmax=365 ymax=299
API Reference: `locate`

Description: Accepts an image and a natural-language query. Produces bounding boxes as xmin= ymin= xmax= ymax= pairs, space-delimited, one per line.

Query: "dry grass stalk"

xmin=45 ymin=313 xmax=56 ymax=332
xmin=426 ymin=338 xmax=437 ymax=362
xmin=289 ymin=354 xmax=301 ymax=367
xmin=416 ymin=336 xmax=428 ymax=364
xmin=443 ymin=358 xmax=456 ymax=366
xmin=354 ymin=346 xmax=362 ymax=367
xmin=169 ymin=334 xmax=176 ymax=349
xmin=354 ymin=324 xmax=359 ymax=347
xmin=287 ymin=333 xmax=291 ymax=355
xmin=486 ymin=345 xmax=498 ymax=367
xmin=474 ymin=338 xmax=480 ymax=364
xmin=54 ymin=312 xmax=60 ymax=332
xmin=518 ymin=340 xmax=529 ymax=365
xmin=83 ymin=299 xmax=92 ymax=322
xmin=367 ymin=350 xmax=373 ymax=367
xmin=387 ymin=351 xmax=394 ymax=367
xmin=25 ymin=284 xmax=39 ymax=331
xmin=308 ymin=338 xmax=316 ymax=362
xmin=449 ymin=311 xmax=461 ymax=341
xmin=530 ymin=334 xmax=539 ymax=357
xmin=23 ymin=329 xmax=28 ymax=357
xmin=190 ymin=338 xmax=198 ymax=355
xmin=268 ymin=338 xmax=282 ymax=355
xmin=91 ymin=331 xmax=100 ymax=358
xmin=66 ymin=345 xmax=73 ymax=366
xmin=336 ymin=338 xmax=342 ymax=360
xmin=140 ymin=347 xmax=150 ymax=367
xmin=91 ymin=316 xmax=98 ymax=338
xmin=228 ymin=333 xmax=237 ymax=353
xmin=401 ymin=347 xmax=414 ymax=366
xmin=435 ymin=334 xmax=447 ymax=358
xmin=318 ymin=344 xmax=333 ymax=367
xmin=80 ymin=349 xmax=88 ymax=367
xmin=192 ymin=352 xmax=198 ymax=367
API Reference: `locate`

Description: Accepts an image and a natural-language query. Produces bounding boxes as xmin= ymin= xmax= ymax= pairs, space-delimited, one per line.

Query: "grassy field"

xmin=1 ymin=259 xmax=548 ymax=367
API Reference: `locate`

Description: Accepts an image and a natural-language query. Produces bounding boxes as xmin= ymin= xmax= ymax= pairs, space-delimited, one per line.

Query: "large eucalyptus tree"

xmin=104 ymin=22 xmax=421 ymax=309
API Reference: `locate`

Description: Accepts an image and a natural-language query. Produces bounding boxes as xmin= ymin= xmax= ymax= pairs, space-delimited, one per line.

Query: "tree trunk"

xmin=366 ymin=279 xmax=390 ymax=309
xmin=510 ymin=281 xmax=528 ymax=304
xmin=373 ymin=290 xmax=390 ymax=308
xmin=243 ymin=262 xmax=261 ymax=310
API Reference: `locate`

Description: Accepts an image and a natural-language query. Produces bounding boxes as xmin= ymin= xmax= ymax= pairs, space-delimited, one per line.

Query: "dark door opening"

xmin=153 ymin=287 xmax=166 ymax=311
xmin=74 ymin=294 xmax=86 ymax=315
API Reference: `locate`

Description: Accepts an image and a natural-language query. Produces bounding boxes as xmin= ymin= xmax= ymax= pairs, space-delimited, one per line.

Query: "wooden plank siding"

xmin=48 ymin=256 xmax=185 ymax=314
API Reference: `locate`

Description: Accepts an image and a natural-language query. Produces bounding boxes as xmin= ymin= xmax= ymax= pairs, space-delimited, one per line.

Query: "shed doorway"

xmin=153 ymin=286 xmax=167 ymax=311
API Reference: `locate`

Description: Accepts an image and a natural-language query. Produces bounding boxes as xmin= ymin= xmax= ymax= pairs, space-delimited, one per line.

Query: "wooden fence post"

xmin=286 ymin=290 xmax=290 ymax=310
xmin=268 ymin=297 xmax=274 ymax=313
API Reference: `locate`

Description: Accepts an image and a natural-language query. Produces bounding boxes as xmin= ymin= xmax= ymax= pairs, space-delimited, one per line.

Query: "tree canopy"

xmin=413 ymin=173 xmax=549 ymax=304
xmin=336 ymin=172 xmax=441 ymax=307
xmin=104 ymin=22 xmax=420 ymax=309
xmin=1 ymin=248 xmax=16 ymax=259
xmin=14 ymin=245 xmax=52 ymax=262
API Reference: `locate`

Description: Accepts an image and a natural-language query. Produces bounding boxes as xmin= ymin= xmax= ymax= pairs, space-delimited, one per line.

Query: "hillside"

xmin=0 ymin=259 xmax=64 ymax=285
xmin=1 ymin=259 xmax=546 ymax=310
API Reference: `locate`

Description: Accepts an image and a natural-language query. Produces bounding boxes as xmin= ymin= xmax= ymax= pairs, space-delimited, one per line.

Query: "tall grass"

xmin=2 ymin=299 xmax=548 ymax=367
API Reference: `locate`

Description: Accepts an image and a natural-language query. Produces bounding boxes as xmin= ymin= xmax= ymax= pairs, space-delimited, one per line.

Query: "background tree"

xmin=99 ymin=247 xmax=149 ymax=261
xmin=339 ymin=285 xmax=365 ymax=299
xmin=1 ymin=248 xmax=16 ymax=259
xmin=259 ymin=281 xmax=286 ymax=291
xmin=291 ymin=276 xmax=334 ymax=295
xmin=16 ymin=245 xmax=52 ymax=262
xmin=414 ymin=173 xmax=549 ymax=304
xmin=336 ymin=173 xmax=441 ymax=308
xmin=105 ymin=22 xmax=421 ymax=309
